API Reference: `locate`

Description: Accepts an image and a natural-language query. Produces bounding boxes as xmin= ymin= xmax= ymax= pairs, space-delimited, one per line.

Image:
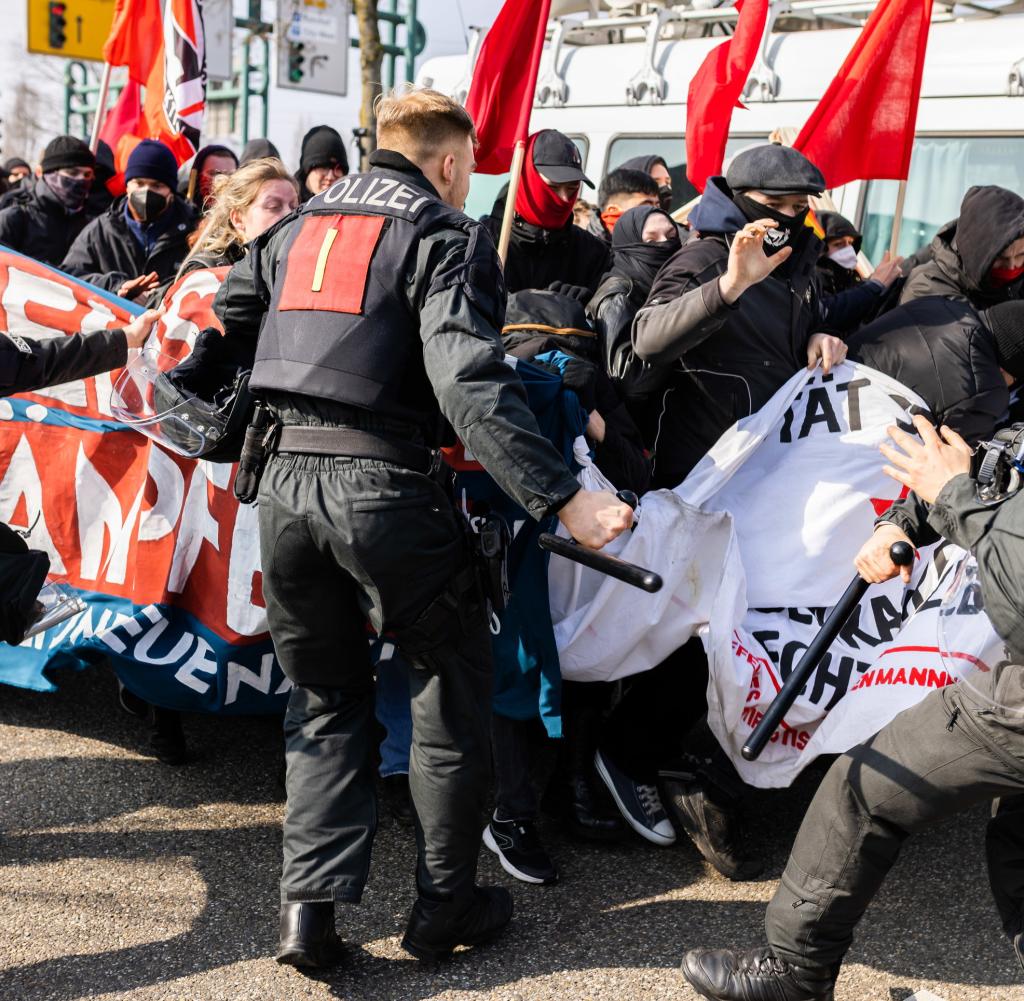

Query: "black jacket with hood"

xmin=848 ymin=295 xmax=1009 ymax=445
xmin=61 ymin=194 xmax=196 ymax=293
xmin=900 ymin=186 xmax=1024 ymax=309
xmin=0 ymin=177 xmax=94 ymax=267
xmin=632 ymin=176 xmax=870 ymax=486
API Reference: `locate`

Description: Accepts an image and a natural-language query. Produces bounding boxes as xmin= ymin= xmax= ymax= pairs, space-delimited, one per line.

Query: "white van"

xmin=417 ymin=0 xmax=1024 ymax=262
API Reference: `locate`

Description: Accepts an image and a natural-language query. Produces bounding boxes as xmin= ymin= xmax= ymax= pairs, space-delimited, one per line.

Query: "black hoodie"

xmin=901 ymin=186 xmax=1024 ymax=309
xmin=0 ymin=177 xmax=94 ymax=267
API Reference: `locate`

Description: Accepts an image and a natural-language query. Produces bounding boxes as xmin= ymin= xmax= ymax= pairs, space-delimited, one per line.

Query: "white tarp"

xmin=551 ymin=363 xmax=1003 ymax=787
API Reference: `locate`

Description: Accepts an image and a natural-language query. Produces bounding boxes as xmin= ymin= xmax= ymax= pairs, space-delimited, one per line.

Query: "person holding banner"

xmin=197 ymin=88 xmax=633 ymax=969
xmin=682 ymin=415 xmax=1024 ymax=1000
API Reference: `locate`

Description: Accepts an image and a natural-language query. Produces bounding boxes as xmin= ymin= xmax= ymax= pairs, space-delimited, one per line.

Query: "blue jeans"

xmin=372 ymin=638 xmax=413 ymax=777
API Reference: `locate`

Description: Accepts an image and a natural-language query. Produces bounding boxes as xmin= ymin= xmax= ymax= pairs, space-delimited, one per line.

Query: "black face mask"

xmin=657 ymin=184 xmax=673 ymax=213
xmin=44 ymin=172 xmax=93 ymax=212
xmin=129 ymin=188 xmax=171 ymax=224
xmin=733 ymin=192 xmax=810 ymax=257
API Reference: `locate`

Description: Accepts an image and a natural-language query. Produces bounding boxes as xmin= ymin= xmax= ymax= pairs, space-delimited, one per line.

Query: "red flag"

xmin=141 ymin=0 xmax=207 ymax=163
xmin=794 ymin=0 xmax=933 ymax=188
xmin=465 ymin=0 xmax=552 ymax=174
xmin=103 ymin=0 xmax=164 ymax=81
xmin=685 ymin=0 xmax=769 ymax=193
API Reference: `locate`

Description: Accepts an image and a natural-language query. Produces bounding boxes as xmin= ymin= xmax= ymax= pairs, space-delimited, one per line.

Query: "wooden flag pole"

xmin=89 ymin=63 xmax=114 ymax=153
xmin=889 ymin=178 xmax=908 ymax=258
xmin=498 ymin=140 xmax=527 ymax=267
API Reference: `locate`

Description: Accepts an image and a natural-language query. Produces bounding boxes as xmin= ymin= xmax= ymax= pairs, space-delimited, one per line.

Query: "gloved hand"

xmin=547 ymin=281 xmax=591 ymax=303
xmin=557 ymin=355 xmax=600 ymax=412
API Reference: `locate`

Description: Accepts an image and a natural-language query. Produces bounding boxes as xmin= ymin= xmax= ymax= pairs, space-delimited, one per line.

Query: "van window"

xmin=463 ymin=135 xmax=590 ymax=223
xmin=861 ymin=136 xmax=1024 ymax=264
xmin=606 ymin=136 xmax=753 ymax=212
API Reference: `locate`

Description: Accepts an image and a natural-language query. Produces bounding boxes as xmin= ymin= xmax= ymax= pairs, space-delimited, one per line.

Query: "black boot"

xmin=401 ymin=886 xmax=513 ymax=961
xmin=276 ymin=901 xmax=346 ymax=969
xmin=661 ymin=757 xmax=762 ymax=881
xmin=149 ymin=707 xmax=188 ymax=766
xmin=382 ymin=773 xmax=414 ymax=827
xmin=566 ymin=772 xmax=626 ymax=842
xmin=681 ymin=947 xmax=834 ymax=1001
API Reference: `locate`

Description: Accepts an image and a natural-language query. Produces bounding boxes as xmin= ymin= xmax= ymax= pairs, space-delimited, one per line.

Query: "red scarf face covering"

xmin=514 ymin=138 xmax=578 ymax=230
xmin=990 ymin=263 xmax=1024 ymax=287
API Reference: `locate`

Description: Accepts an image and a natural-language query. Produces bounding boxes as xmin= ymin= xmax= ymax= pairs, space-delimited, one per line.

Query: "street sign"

xmin=277 ymin=0 xmax=349 ymax=97
xmin=27 ymin=0 xmax=116 ymax=62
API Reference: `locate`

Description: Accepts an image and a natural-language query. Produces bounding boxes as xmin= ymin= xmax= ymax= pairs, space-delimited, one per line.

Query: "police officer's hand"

xmin=855 ymin=523 xmax=915 ymax=584
xmin=880 ymin=415 xmax=973 ymax=504
xmin=122 ymin=307 xmax=166 ymax=349
xmin=807 ymin=332 xmax=847 ymax=374
xmin=558 ymin=489 xmax=634 ymax=550
xmin=719 ymin=219 xmax=793 ymax=304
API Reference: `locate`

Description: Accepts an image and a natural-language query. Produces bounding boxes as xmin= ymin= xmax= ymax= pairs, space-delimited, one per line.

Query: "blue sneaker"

xmin=595 ymin=748 xmax=676 ymax=846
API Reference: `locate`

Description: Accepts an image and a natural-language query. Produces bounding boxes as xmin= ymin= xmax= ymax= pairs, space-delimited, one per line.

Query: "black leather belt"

xmin=274 ymin=425 xmax=441 ymax=474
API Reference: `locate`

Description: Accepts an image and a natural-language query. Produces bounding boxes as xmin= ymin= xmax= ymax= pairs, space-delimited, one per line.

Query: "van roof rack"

xmin=553 ymin=0 xmax=1024 ymax=45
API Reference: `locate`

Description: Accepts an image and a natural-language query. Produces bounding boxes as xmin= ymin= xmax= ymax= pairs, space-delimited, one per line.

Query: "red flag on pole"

xmin=794 ymin=0 xmax=933 ymax=188
xmin=684 ymin=0 xmax=769 ymax=193
xmin=465 ymin=0 xmax=552 ymax=174
xmin=103 ymin=0 xmax=164 ymax=77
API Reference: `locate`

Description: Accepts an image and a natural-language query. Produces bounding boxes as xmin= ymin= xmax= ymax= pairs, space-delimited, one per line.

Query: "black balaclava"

xmin=609 ymin=205 xmax=681 ymax=298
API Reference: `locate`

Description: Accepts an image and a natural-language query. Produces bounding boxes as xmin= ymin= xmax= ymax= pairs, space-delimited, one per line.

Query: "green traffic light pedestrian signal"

xmin=48 ymin=1 xmax=67 ymax=49
xmin=288 ymin=41 xmax=305 ymax=83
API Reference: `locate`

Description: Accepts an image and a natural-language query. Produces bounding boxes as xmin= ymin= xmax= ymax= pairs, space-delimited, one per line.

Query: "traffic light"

xmin=287 ymin=41 xmax=305 ymax=83
xmin=48 ymin=2 xmax=68 ymax=50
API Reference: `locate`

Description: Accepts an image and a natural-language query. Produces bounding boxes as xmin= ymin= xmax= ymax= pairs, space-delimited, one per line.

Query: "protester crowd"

xmin=2 ymin=102 xmax=1023 ymax=991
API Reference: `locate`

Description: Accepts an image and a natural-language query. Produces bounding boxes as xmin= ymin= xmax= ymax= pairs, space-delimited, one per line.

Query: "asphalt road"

xmin=1 ymin=667 xmax=1022 ymax=1001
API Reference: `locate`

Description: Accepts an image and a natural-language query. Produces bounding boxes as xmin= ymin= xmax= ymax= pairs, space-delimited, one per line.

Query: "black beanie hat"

xmin=125 ymin=139 xmax=179 ymax=190
xmin=986 ymin=300 xmax=1024 ymax=381
xmin=299 ymin=125 xmax=348 ymax=176
xmin=3 ymin=157 xmax=30 ymax=175
xmin=241 ymin=138 xmax=281 ymax=164
xmin=41 ymin=136 xmax=95 ymax=174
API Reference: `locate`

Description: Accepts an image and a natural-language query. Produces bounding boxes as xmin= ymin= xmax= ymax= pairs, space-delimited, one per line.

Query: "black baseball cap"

xmin=532 ymin=129 xmax=593 ymax=188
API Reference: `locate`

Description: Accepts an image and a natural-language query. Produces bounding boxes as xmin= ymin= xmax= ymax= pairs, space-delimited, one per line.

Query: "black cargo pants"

xmin=257 ymin=449 xmax=493 ymax=907
xmin=765 ymin=667 xmax=1024 ymax=984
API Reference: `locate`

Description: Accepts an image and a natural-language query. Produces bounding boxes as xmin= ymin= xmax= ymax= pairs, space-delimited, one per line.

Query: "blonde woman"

xmin=178 ymin=157 xmax=299 ymax=278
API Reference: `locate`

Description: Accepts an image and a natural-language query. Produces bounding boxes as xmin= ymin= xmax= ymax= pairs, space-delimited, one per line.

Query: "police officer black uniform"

xmin=681 ymin=415 xmax=1024 ymax=1000
xmin=205 ymin=89 xmax=632 ymax=968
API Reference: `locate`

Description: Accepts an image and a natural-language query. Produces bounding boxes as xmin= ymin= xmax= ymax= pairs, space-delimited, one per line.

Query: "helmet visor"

xmin=110 ymin=348 xmax=229 ymax=458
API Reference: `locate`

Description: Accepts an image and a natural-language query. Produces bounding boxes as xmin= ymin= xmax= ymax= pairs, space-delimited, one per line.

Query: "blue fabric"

xmin=688 ymin=176 xmax=748 ymax=235
xmin=373 ymin=638 xmax=413 ymax=777
xmin=455 ymin=358 xmax=587 ymax=738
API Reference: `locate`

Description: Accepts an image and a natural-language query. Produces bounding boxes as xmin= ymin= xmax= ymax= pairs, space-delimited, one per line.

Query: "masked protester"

xmin=0 ymin=136 xmax=96 ymax=267
xmin=587 ymin=167 xmax=661 ymax=244
xmin=63 ymin=139 xmax=196 ymax=301
xmin=902 ymin=185 xmax=1024 ymax=308
xmin=816 ymin=211 xmax=864 ymax=295
xmin=484 ymin=129 xmax=610 ymax=295
xmin=183 ymin=144 xmax=239 ymax=214
xmin=589 ymin=204 xmax=680 ymax=409
xmin=296 ymin=125 xmax=349 ymax=202
xmin=621 ymin=154 xmax=674 ymax=213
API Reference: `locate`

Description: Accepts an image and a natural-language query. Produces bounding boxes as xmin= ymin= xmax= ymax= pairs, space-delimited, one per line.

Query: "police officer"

xmin=681 ymin=414 xmax=1024 ymax=1000
xmin=206 ymin=89 xmax=633 ymax=968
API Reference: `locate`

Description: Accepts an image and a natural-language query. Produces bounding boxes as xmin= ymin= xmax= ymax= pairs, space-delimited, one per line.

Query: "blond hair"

xmin=375 ymin=87 xmax=477 ymax=162
xmin=182 ymin=158 xmax=298 ymax=271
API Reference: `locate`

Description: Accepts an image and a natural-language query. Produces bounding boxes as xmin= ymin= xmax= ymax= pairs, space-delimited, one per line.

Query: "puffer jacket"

xmin=0 ymin=178 xmax=94 ymax=267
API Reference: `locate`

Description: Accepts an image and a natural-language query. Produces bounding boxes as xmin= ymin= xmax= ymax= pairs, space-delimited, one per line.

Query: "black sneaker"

xmin=681 ymin=946 xmax=834 ymax=1001
xmin=483 ymin=816 xmax=559 ymax=885
xmin=594 ymin=749 xmax=676 ymax=846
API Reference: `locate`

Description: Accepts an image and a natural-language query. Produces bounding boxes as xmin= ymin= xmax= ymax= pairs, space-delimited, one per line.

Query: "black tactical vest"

xmin=250 ymin=167 xmax=472 ymax=428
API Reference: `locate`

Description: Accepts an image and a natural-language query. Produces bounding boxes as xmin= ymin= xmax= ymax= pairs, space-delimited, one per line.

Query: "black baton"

xmin=538 ymin=490 xmax=663 ymax=594
xmin=741 ymin=541 xmax=915 ymax=762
